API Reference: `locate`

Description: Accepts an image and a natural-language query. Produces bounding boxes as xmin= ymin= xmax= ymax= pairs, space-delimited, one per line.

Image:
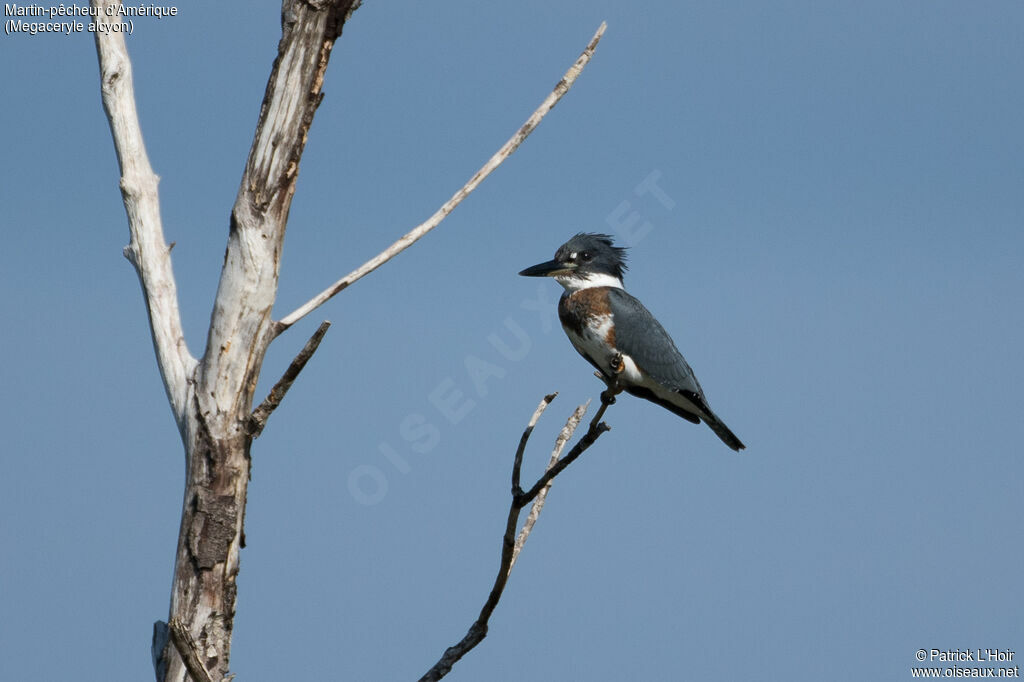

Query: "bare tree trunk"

xmin=93 ymin=1 xmax=360 ymax=680
xmin=92 ymin=0 xmax=603 ymax=676
xmin=160 ymin=2 xmax=362 ymax=679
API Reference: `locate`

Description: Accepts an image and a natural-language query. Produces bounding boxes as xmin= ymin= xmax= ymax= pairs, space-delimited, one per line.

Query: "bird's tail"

xmin=703 ymin=410 xmax=745 ymax=451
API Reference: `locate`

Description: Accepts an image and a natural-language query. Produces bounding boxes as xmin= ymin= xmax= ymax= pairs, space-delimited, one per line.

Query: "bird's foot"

xmin=599 ymin=360 xmax=623 ymax=406
xmin=608 ymin=352 xmax=625 ymax=376
xmin=594 ymin=353 xmax=624 ymax=405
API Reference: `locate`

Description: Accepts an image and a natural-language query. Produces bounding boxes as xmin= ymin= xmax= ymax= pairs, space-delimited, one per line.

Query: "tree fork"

xmin=93 ymin=0 xmax=603 ymax=677
xmin=93 ymin=1 xmax=361 ymax=679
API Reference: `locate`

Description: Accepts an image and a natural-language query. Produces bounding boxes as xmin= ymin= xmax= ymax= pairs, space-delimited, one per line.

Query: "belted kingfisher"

xmin=520 ymin=233 xmax=745 ymax=451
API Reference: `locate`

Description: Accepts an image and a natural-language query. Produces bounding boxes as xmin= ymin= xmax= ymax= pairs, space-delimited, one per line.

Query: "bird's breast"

xmin=558 ymin=289 xmax=615 ymax=342
xmin=558 ymin=288 xmax=636 ymax=379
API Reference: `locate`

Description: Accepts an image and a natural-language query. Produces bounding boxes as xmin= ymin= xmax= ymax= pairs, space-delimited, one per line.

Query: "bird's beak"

xmin=518 ymin=259 xmax=575 ymax=277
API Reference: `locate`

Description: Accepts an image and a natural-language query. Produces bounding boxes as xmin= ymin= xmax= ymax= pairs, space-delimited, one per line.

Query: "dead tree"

xmin=91 ymin=0 xmax=605 ymax=679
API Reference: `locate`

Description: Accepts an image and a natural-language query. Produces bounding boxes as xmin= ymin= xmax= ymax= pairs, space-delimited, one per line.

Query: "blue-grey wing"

xmin=606 ymin=288 xmax=706 ymax=399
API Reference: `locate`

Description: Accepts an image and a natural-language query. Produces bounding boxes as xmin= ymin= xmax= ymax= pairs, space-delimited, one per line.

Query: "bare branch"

xmin=199 ymin=0 xmax=360 ymax=422
xmin=92 ymin=0 xmax=197 ymax=432
xmin=516 ymin=383 xmax=619 ymax=505
xmin=420 ymin=388 xmax=616 ymax=681
xmin=167 ymin=619 xmax=215 ymax=682
xmin=510 ymin=401 xmax=588 ymax=572
xmin=511 ymin=393 xmax=559 ymax=493
xmin=277 ymin=21 xmax=608 ymax=332
xmin=248 ymin=321 xmax=331 ymax=437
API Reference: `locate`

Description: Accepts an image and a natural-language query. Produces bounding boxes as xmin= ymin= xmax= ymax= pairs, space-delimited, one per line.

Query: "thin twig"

xmin=167 ymin=618 xmax=215 ymax=682
xmin=510 ymin=401 xmax=588 ymax=572
xmin=248 ymin=320 xmax=331 ymax=437
xmin=516 ymin=383 xmax=619 ymax=505
xmin=511 ymin=393 xmax=559 ymax=492
xmin=419 ymin=386 xmax=616 ymax=681
xmin=277 ymin=21 xmax=607 ymax=333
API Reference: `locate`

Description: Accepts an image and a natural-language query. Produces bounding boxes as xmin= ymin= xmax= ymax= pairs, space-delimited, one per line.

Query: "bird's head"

xmin=518 ymin=233 xmax=628 ymax=291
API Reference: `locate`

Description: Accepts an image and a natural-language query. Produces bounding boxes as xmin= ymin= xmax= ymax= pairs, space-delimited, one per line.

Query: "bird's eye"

xmin=580 ymin=251 xmax=592 ymax=261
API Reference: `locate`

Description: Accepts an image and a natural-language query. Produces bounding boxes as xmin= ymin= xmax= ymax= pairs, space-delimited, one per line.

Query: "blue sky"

xmin=2 ymin=2 xmax=1022 ymax=680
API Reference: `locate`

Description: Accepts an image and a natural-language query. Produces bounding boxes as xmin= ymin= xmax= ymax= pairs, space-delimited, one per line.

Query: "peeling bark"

xmin=92 ymin=2 xmax=603 ymax=679
xmin=93 ymin=1 xmax=361 ymax=680
xmin=155 ymin=4 xmax=362 ymax=680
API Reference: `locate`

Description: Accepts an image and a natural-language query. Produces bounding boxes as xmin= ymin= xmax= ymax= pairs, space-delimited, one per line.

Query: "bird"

xmin=519 ymin=233 xmax=745 ymax=451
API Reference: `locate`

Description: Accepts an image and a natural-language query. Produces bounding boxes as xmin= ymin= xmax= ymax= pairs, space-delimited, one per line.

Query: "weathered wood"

xmin=168 ymin=619 xmax=216 ymax=682
xmin=91 ymin=0 xmax=197 ymax=435
xmin=92 ymin=2 xmax=605 ymax=679
xmin=92 ymin=2 xmax=360 ymax=681
xmin=419 ymin=386 xmax=617 ymax=682
xmin=249 ymin=320 xmax=332 ymax=437
xmin=161 ymin=3 xmax=361 ymax=681
xmin=277 ymin=21 xmax=609 ymax=332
